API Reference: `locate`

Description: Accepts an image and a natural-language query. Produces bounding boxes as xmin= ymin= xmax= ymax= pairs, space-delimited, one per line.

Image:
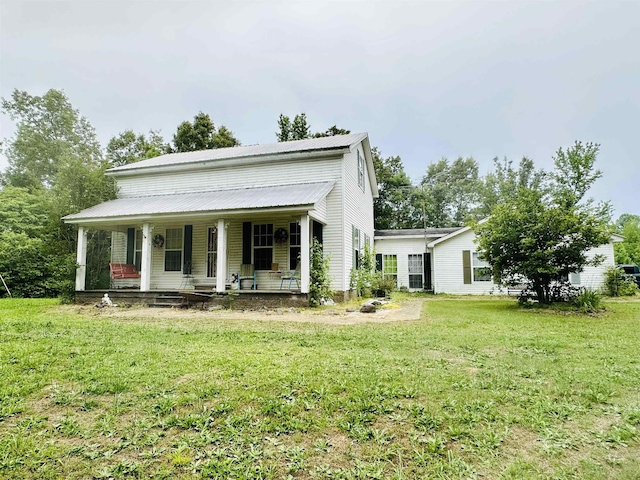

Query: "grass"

xmin=1 ymin=296 xmax=639 ymax=479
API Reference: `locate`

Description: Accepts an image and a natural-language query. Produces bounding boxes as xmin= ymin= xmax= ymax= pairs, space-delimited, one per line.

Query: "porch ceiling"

xmin=63 ymin=181 xmax=334 ymax=224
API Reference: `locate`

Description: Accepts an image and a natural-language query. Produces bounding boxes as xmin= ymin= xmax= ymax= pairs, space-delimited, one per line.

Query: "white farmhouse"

xmin=63 ymin=133 xmax=377 ymax=304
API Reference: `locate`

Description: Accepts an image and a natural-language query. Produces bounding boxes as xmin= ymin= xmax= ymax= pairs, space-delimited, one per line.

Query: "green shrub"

xmin=603 ymin=267 xmax=638 ymax=297
xmin=572 ymin=288 xmax=602 ymax=313
xmin=309 ymin=238 xmax=332 ymax=307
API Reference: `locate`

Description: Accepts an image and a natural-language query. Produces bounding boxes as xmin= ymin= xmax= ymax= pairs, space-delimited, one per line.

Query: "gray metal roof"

xmin=374 ymin=227 xmax=464 ymax=238
xmin=63 ymin=181 xmax=335 ymax=223
xmin=108 ymin=133 xmax=368 ymax=173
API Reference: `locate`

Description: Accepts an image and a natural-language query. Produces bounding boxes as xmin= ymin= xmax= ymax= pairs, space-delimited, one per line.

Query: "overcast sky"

xmin=1 ymin=1 xmax=638 ymax=218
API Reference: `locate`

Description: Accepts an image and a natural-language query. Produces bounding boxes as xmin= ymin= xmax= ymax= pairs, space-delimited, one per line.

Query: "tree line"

xmin=0 ymin=88 xmax=638 ymax=299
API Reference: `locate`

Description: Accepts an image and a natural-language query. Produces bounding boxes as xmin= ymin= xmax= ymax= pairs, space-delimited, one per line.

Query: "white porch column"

xmin=300 ymin=214 xmax=310 ymax=293
xmin=75 ymin=226 xmax=88 ymax=291
xmin=140 ymin=223 xmax=152 ymax=292
xmin=216 ymin=219 xmax=227 ymax=292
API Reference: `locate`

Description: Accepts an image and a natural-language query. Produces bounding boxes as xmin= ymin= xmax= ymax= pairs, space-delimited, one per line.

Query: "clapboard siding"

xmin=432 ymin=228 xmax=617 ymax=294
xmin=117 ymin=157 xmax=343 ymax=197
xmin=341 ymin=144 xmax=375 ymax=290
xmin=578 ymin=242 xmax=616 ymax=288
xmin=374 ymin=237 xmax=426 ymax=291
xmin=432 ymin=228 xmax=495 ymax=294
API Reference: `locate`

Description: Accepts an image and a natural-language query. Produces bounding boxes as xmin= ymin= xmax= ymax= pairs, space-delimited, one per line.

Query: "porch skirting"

xmin=75 ymin=290 xmax=309 ymax=309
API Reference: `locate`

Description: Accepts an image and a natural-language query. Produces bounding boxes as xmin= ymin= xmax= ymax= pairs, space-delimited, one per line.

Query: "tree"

xmin=614 ymin=214 xmax=640 ymax=265
xmin=276 ymin=113 xmax=350 ymax=142
xmin=416 ymin=157 xmax=481 ymax=227
xmin=1 ymin=88 xmax=117 ymax=297
xmin=1 ymin=89 xmax=103 ymax=189
xmin=106 ymin=129 xmax=167 ymax=167
xmin=172 ymin=112 xmax=239 ymax=152
xmin=474 ymin=142 xmax=611 ymax=304
xmin=372 ymin=148 xmax=420 ymax=229
xmin=476 ymin=157 xmax=546 ymax=217
xmin=313 ymin=125 xmax=351 ymax=138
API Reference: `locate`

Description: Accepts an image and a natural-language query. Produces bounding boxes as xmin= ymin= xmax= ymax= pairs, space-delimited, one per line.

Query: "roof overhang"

xmin=63 ymin=181 xmax=334 ymax=226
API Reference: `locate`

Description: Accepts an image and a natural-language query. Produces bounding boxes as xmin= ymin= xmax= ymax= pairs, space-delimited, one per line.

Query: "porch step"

xmin=149 ymin=294 xmax=185 ymax=308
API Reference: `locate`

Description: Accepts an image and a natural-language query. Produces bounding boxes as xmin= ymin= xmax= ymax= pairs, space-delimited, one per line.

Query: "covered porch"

xmin=64 ymin=182 xmax=333 ymax=300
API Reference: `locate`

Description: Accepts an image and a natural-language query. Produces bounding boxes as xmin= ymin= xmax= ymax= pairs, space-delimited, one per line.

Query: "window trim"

xmin=382 ymin=254 xmax=398 ymax=287
xmin=164 ymin=227 xmax=183 ymax=272
xmin=289 ymin=222 xmax=301 ymax=271
xmin=357 ymin=150 xmax=365 ymax=191
xmin=408 ymin=254 xmax=423 ymax=289
xmin=253 ymin=223 xmax=274 ymax=270
xmin=134 ymin=229 xmax=142 ymax=272
xmin=472 ymin=252 xmax=492 ymax=282
xmin=206 ymin=226 xmax=218 ymax=278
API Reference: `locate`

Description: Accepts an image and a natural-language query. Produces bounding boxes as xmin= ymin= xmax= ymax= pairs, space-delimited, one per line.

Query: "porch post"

xmin=216 ymin=219 xmax=227 ymax=292
xmin=75 ymin=226 xmax=88 ymax=291
xmin=300 ymin=214 xmax=310 ymax=293
xmin=140 ymin=223 xmax=152 ymax=291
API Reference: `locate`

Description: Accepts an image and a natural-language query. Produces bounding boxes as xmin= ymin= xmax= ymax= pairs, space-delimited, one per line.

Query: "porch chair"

xmin=280 ymin=262 xmax=301 ymax=290
xmin=239 ymin=264 xmax=256 ymax=290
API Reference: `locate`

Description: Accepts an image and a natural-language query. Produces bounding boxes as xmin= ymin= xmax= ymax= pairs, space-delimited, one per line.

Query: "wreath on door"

xmin=274 ymin=228 xmax=289 ymax=245
xmin=153 ymin=234 xmax=165 ymax=248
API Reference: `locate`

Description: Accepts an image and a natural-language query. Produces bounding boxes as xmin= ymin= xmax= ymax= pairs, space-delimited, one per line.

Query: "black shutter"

xmin=126 ymin=228 xmax=135 ymax=264
xmin=242 ymin=222 xmax=252 ymax=264
xmin=424 ymin=253 xmax=432 ymax=290
xmin=312 ymin=220 xmax=323 ymax=246
xmin=376 ymin=254 xmax=382 ymax=271
xmin=183 ymin=225 xmax=193 ymax=274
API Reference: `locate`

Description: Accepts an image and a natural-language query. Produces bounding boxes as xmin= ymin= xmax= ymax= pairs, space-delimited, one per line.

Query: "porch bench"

xmin=109 ymin=263 xmax=141 ymax=280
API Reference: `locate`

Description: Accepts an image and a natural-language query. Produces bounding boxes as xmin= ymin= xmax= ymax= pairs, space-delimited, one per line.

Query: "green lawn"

xmin=1 ymin=297 xmax=639 ymax=479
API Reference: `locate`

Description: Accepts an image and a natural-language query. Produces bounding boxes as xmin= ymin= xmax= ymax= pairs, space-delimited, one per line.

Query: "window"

xmin=472 ymin=252 xmax=491 ymax=281
xmin=253 ymin=223 xmax=273 ymax=270
xmin=134 ymin=229 xmax=142 ymax=272
xmin=357 ymin=151 xmax=365 ymax=190
xmin=408 ymin=254 xmax=423 ymax=289
xmin=289 ymin=222 xmax=301 ymax=271
xmin=206 ymin=226 xmax=217 ymax=277
xmin=164 ymin=228 xmax=183 ymax=271
xmin=352 ymin=226 xmax=361 ymax=269
xmin=383 ymin=254 xmax=398 ymax=287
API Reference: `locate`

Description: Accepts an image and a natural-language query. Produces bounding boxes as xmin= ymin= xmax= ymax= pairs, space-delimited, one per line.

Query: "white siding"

xmin=116 ymin=157 xmax=343 ymax=197
xmin=342 ymin=144 xmax=375 ymax=291
xmin=110 ymin=154 xmax=355 ymax=292
xmin=432 ymin=228 xmax=617 ymax=294
xmin=432 ymin=228 xmax=496 ymax=295
xmin=576 ymin=242 xmax=616 ymax=288
xmin=374 ymin=237 xmax=427 ymax=291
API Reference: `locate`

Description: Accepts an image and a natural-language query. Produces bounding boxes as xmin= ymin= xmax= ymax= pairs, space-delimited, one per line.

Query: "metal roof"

xmin=374 ymin=227 xmax=464 ymax=238
xmin=63 ymin=181 xmax=335 ymax=223
xmin=108 ymin=133 xmax=368 ymax=173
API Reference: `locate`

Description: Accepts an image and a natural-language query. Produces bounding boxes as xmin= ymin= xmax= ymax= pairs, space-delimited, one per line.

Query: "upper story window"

xmin=357 ymin=150 xmax=365 ymax=191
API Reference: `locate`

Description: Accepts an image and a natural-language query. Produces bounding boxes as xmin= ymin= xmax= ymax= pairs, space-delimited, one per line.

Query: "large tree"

xmin=415 ymin=157 xmax=481 ymax=227
xmin=476 ymin=156 xmax=546 ymax=218
xmin=372 ymin=148 xmax=420 ymax=229
xmin=172 ymin=112 xmax=239 ymax=152
xmin=1 ymin=89 xmax=116 ymax=297
xmin=1 ymin=89 xmax=103 ymax=189
xmin=474 ymin=142 xmax=611 ymax=304
xmin=106 ymin=129 xmax=167 ymax=167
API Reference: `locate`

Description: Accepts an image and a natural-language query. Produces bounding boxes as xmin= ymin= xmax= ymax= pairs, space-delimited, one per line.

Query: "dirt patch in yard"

xmin=62 ymin=299 xmax=425 ymax=325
